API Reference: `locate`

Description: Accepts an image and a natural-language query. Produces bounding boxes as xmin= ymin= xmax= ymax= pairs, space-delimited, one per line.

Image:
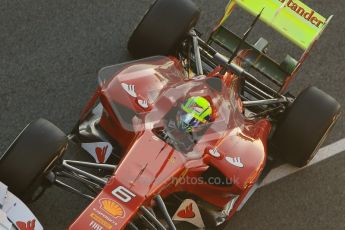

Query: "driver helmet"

xmin=176 ymin=96 xmax=212 ymax=132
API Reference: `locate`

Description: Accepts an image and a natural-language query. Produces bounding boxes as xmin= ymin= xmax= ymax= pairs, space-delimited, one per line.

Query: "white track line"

xmin=261 ymin=138 xmax=345 ymax=187
xmin=238 ymin=138 xmax=345 ymax=210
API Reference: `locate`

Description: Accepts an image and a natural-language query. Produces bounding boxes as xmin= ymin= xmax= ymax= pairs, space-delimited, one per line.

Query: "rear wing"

xmin=209 ymin=0 xmax=333 ymax=92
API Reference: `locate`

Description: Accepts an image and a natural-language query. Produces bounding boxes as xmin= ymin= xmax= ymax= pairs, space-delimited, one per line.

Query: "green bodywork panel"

xmin=232 ymin=0 xmax=326 ymax=50
xmin=211 ymin=0 xmax=331 ymax=89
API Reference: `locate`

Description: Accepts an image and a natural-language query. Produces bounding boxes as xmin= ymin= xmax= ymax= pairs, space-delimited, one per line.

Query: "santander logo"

xmin=95 ymin=145 xmax=108 ymax=163
xmin=177 ymin=203 xmax=196 ymax=219
xmin=16 ymin=220 xmax=36 ymax=230
xmin=173 ymin=199 xmax=205 ymax=228
xmin=81 ymin=142 xmax=113 ymax=164
xmin=277 ymin=0 xmax=325 ymax=28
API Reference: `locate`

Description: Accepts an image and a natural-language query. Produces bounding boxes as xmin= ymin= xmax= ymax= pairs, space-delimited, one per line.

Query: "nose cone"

xmin=114 ymin=130 xmax=187 ymax=197
xmin=69 ymin=130 xmax=187 ymax=230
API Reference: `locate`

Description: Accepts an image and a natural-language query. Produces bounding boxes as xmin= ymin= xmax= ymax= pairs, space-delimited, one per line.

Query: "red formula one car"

xmin=0 ymin=0 xmax=341 ymax=229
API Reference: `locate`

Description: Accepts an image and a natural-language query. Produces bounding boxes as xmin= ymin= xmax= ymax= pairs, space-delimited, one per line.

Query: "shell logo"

xmin=100 ymin=199 xmax=125 ymax=218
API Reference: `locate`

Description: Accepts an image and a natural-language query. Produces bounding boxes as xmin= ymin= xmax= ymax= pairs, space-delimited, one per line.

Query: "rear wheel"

xmin=0 ymin=118 xmax=68 ymax=200
xmin=272 ymin=87 xmax=341 ymax=167
xmin=128 ymin=0 xmax=200 ymax=58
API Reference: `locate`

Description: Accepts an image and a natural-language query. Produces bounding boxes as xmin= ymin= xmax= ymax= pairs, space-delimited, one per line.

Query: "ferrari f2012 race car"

xmin=0 ymin=0 xmax=341 ymax=229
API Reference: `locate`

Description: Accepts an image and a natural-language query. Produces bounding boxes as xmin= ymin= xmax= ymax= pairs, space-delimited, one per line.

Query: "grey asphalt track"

xmin=0 ymin=0 xmax=344 ymax=229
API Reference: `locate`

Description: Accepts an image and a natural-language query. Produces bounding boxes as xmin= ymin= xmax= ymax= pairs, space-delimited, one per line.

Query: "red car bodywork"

xmin=69 ymin=56 xmax=271 ymax=229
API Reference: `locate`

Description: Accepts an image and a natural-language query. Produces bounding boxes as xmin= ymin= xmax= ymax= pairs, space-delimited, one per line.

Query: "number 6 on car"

xmin=112 ymin=186 xmax=136 ymax=203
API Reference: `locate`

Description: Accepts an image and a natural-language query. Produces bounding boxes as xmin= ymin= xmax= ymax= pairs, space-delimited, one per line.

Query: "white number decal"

xmin=112 ymin=186 xmax=136 ymax=203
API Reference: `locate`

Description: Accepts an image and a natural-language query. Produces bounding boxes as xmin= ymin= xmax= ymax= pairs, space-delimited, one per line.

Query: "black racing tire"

xmin=128 ymin=0 xmax=200 ymax=58
xmin=0 ymin=118 xmax=68 ymax=199
xmin=272 ymin=87 xmax=341 ymax=167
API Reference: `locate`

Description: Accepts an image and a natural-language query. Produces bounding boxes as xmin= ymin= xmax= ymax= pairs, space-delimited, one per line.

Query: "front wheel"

xmin=0 ymin=118 xmax=68 ymax=200
xmin=272 ymin=87 xmax=341 ymax=167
